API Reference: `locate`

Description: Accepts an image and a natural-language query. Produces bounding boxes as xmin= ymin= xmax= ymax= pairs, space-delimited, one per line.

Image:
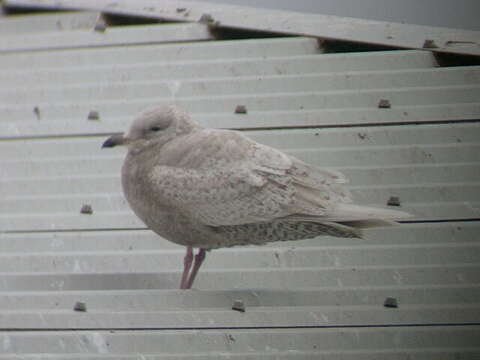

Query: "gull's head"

xmin=102 ymin=104 xmax=200 ymax=150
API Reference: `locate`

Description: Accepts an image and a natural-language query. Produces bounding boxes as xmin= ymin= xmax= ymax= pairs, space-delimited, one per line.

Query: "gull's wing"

xmin=145 ymin=129 xmax=353 ymax=226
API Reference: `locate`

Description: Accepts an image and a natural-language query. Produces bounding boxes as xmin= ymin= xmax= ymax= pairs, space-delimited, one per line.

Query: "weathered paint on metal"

xmin=0 ymin=36 xmax=324 ymax=68
xmin=0 ymin=10 xmax=101 ymax=34
xmin=1 ymin=123 xmax=480 ymax=230
xmin=0 ymin=327 xmax=478 ymax=357
xmin=0 ymin=22 xmax=213 ymax=52
xmin=5 ymin=0 xmax=480 ymax=55
xmin=0 ymin=34 xmax=477 ymax=137
xmin=5 ymin=69 xmax=480 ymax=106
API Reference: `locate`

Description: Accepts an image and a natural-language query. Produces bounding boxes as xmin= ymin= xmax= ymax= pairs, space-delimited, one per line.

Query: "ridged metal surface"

xmin=0 ymin=10 xmax=100 ymax=34
xmin=1 ymin=7 xmax=479 ymax=359
xmin=6 ymin=0 xmax=480 ymax=55
xmin=1 ymin=123 xmax=480 ymax=231
xmin=0 ymin=35 xmax=478 ymax=137
xmin=0 ymin=22 xmax=213 ymax=53
xmin=1 ymin=327 xmax=478 ymax=359
xmin=0 ymin=221 xmax=480 ymax=329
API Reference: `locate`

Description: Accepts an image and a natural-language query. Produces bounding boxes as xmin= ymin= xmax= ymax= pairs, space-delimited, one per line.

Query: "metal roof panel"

xmin=0 ymin=22 xmax=213 ymax=52
xmin=0 ymin=327 xmax=478 ymax=357
xmin=0 ymin=37 xmax=324 ymax=69
xmin=0 ymin=10 xmax=100 ymax=34
xmin=1 ymin=5 xmax=479 ymax=358
xmin=6 ymin=0 xmax=480 ymax=55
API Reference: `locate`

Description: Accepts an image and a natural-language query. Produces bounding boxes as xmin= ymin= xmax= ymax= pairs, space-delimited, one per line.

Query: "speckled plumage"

xmin=110 ymin=105 xmax=409 ymax=251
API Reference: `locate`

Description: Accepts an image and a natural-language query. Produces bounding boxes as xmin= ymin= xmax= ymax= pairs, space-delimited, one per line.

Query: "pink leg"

xmin=185 ymin=248 xmax=206 ymax=289
xmin=180 ymin=247 xmax=193 ymax=289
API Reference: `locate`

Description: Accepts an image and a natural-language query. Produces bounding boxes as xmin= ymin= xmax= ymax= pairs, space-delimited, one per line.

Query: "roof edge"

xmin=4 ymin=0 xmax=480 ymax=56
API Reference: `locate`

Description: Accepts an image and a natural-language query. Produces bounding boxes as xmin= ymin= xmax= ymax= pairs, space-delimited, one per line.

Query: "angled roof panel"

xmin=5 ymin=0 xmax=480 ymax=55
xmin=0 ymin=36 xmax=324 ymax=68
xmin=0 ymin=38 xmax=478 ymax=137
xmin=0 ymin=22 xmax=213 ymax=52
xmin=0 ymin=10 xmax=100 ymax=34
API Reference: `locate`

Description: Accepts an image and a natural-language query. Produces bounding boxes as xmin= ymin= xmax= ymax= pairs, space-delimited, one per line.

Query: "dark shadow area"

xmin=434 ymin=52 xmax=480 ymax=67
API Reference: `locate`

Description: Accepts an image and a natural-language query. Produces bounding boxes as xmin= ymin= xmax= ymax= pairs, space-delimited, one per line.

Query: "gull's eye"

xmin=150 ymin=126 xmax=162 ymax=132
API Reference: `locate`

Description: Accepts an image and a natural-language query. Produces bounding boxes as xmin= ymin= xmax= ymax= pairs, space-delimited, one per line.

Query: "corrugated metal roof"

xmin=0 ymin=10 xmax=100 ymax=34
xmin=2 ymin=123 xmax=480 ymax=231
xmin=1 ymin=4 xmax=479 ymax=359
xmin=1 ymin=38 xmax=479 ymax=136
xmin=6 ymin=0 xmax=480 ymax=55
xmin=0 ymin=21 xmax=213 ymax=52
xmin=2 ymin=327 xmax=478 ymax=358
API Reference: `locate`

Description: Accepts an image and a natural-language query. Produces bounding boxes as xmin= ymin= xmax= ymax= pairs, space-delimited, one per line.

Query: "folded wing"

xmin=147 ymin=129 xmax=410 ymax=228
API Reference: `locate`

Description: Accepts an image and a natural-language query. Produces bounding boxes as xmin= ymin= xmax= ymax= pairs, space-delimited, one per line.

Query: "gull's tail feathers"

xmin=327 ymin=203 xmax=412 ymax=223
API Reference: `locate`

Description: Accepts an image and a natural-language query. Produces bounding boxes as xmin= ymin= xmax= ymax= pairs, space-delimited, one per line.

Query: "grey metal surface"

xmin=0 ymin=11 xmax=100 ymax=34
xmin=0 ymin=221 xmax=480 ymax=329
xmin=1 ymin=123 xmax=480 ymax=232
xmin=0 ymin=35 xmax=478 ymax=137
xmin=0 ymin=22 xmax=213 ymax=52
xmin=5 ymin=0 xmax=480 ymax=55
xmin=0 ymin=327 xmax=478 ymax=358
xmin=1 ymin=6 xmax=479 ymax=359
xmin=0 ymin=36 xmax=323 ymax=69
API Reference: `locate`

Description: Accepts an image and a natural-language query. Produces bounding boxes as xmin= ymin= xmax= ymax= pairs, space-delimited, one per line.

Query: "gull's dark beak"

xmin=102 ymin=134 xmax=124 ymax=148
